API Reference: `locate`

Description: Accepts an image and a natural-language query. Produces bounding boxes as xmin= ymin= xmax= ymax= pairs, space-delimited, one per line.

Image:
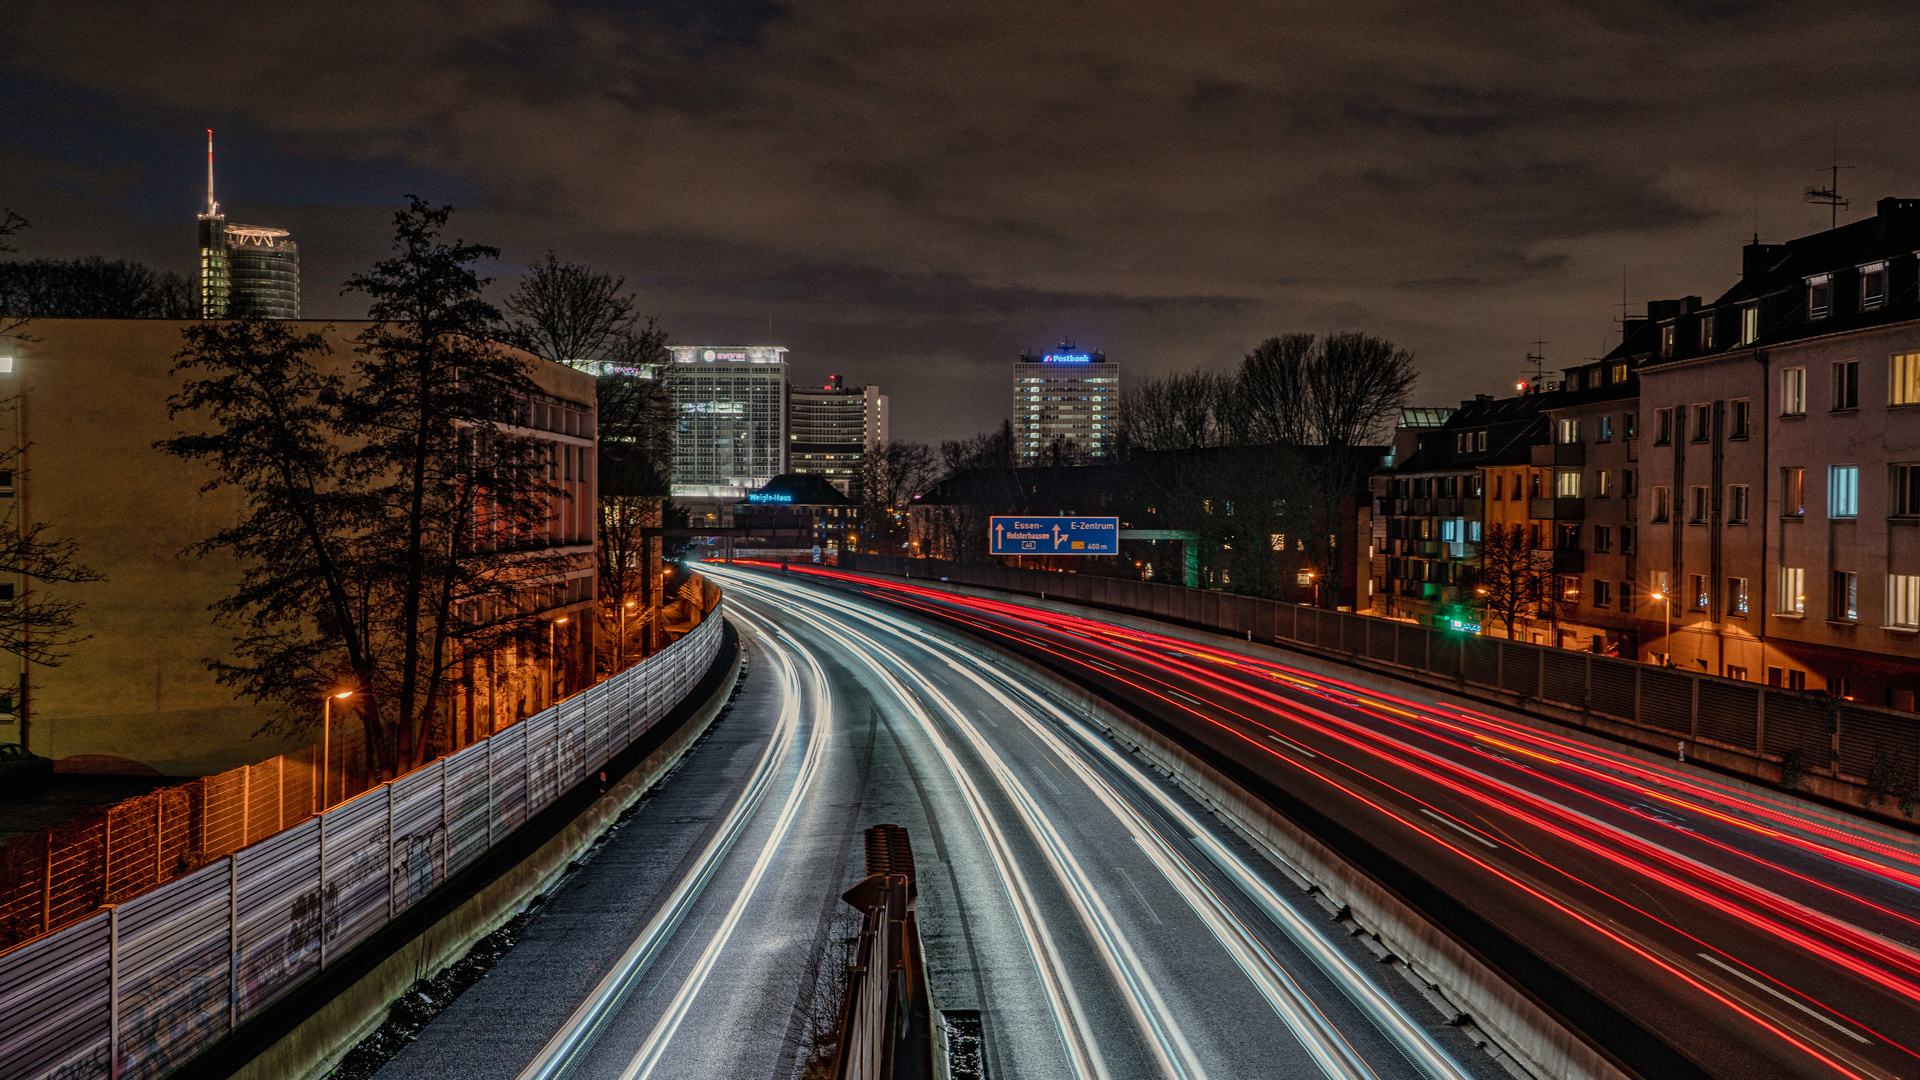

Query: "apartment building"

xmin=1636 ymin=197 xmax=1920 ymax=705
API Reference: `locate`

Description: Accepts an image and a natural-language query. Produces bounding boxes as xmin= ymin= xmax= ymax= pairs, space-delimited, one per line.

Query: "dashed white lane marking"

xmin=1418 ymin=808 xmax=1499 ymax=850
xmin=1265 ymin=733 xmax=1320 ymax=758
xmin=1696 ymin=953 xmax=1871 ymax=1043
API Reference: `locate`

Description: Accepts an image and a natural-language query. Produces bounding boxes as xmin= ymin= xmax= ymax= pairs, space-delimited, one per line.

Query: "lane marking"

xmin=1695 ymin=953 xmax=1871 ymax=1044
xmin=1419 ymin=809 xmax=1499 ymax=850
xmin=1266 ymin=733 xmax=1320 ymax=759
xmin=1116 ymin=866 xmax=1166 ymax=926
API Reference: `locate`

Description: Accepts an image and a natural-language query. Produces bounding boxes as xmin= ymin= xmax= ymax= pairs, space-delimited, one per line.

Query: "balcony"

xmin=1529 ymin=496 xmax=1585 ymax=520
xmin=1531 ymin=442 xmax=1586 ymax=467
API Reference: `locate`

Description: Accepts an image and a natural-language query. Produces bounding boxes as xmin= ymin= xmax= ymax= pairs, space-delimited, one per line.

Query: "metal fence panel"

xmin=1497 ymin=641 xmax=1540 ymax=698
xmin=390 ymin=765 xmax=446 ymax=912
xmin=1838 ymin=706 xmax=1918 ymax=785
xmin=1541 ymin=650 xmax=1588 ymax=711
xmin=115 ymin=861 xmax=232 ymax=1080
xmin=1637 ymin=668 xmax=1695 ymax=736
xmin=233 ymin=818 xmax=321 ymax=1021
xmin=1589 ymin=657 xmax=1638 ymax=721
xmin=443 ymin=745 xmax=491 ymax=879
xmin=0 ymin=909 xmax=110 ymax=1080
xmin=320 ymin=788 xmax=391 ymax=958
xmin=1697 ymin=681 xmax=1761 ymax=752
xmin=1393 ymin=624 xmax=1427 ymax=671
xmin=1462 ymin=636 xmax=1499 ymax=689
xmin=525 ymin=712 xmax=561 ymax=815
xmin=490 ymin=722 xmax=529 ymax=838
xmin=1763 ymin=695 xmax=1831 ymax=766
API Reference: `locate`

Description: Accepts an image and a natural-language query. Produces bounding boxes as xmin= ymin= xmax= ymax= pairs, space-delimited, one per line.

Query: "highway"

xmin=374 ymin=566 xmax=1504 ymax=1080
xmin=758 ymin=563 xmax=1920 ymax=1080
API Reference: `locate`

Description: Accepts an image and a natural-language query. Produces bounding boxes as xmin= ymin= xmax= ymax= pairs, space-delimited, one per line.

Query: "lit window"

xmin=1691 ymin=574 xmax=1709 ymax=609
xmin=1829 ymin=465 xmax=1859 ymax=518
xmin=1659 ymin=324 xmax=1676 ymax=358
xmin=1556 ymin=470 xmax=1581 ymax=498
xmin=1699 ymin=315 xmax=1716 ymax=351
xmin=1781 ymin=367 xmax=1806 ymax=416
xmin=1597 ymin=470 xmax=1612 ymax=497
xmin=1892 ymin=353 xmax=1920 ymax=406
xmin=1727 ymin=577 xmax=1749 ymax=617
xmin=1611 ymin=362 xmax=1628 ymax=383
xmin=1558 ymin=418 xmax=1581 ymax=444
xmin=1779 ymin=567 xmax=1805 ymax=615
xmin=1889 ymin=575 xmax=1920 ymax=628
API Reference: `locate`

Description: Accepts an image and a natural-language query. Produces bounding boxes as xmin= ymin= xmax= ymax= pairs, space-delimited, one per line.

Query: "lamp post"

xmin=1653 ymin=589 xmax=1672 ymax=665
xmin=550 ymin=616 xmax=569 ymax=706
xmin=619 ymin=600 xmax=636 ymax=669
xmin=322 ymin=690 xmax=354 ymax=811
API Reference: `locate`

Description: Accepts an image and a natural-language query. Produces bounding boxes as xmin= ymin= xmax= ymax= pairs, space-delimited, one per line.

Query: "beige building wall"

xmin=1 ymin=319 xmax=595 ymax=775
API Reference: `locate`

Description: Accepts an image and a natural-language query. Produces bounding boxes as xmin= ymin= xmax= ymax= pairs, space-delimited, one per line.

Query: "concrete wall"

xmin=3 ymin=320 xmax=596 ymax=774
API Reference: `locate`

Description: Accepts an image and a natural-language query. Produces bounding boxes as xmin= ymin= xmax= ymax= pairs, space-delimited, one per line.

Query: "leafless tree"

xmin=1234 ymin=333 xmax=1315 ymax=445
xmin=1472 ymin=523 xmax=1549 ymax=639
xmin=858 ymin=441 xmax=937 ymax=555
xmin=502 ymin=253 xmax=637 ymax=368
xmin=1117 ymin=370 xmax=1230 ymax=452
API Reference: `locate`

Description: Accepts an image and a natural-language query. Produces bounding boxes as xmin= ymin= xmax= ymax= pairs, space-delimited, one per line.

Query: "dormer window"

xmin=1698 ymin=313 xmax=1716 ymax=350
xmin=1740 ymin=304 xmax=1759 ymax=345
xmin=1659 ymin=323 xmax=1676 ymax=358
xmin=1610 ymin=361 xmax=1628 ymax=383
xmin=1860 ymin=262 xmax=1887 ymax=311
xmin=1807 ymin=274 xmax=1832 ymax=320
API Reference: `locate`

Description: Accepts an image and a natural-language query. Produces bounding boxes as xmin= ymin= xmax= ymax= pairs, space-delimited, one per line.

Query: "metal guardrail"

xmin=840 ymin=555 xmax=1920 ymax=808
xmin=0 ymin=612 xmax=724 ymax=1080
xmin=829 ymin=824 xmax=927 ymax=1080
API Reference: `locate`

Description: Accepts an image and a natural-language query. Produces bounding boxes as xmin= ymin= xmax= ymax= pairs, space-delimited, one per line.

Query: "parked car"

xmin=0 ymin=742 xmax=53 ymax=789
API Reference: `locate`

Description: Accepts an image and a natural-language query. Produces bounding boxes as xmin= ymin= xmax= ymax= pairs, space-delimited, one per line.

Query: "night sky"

xmin=5 ymin=1 xmax=1917 ymax=445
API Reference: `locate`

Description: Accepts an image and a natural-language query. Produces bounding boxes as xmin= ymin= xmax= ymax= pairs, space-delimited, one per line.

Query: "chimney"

xmin=1743 ymin=238 xmax=1786 ymax=280
xmin=1877 ymin=197 xmax=1920 ymax=245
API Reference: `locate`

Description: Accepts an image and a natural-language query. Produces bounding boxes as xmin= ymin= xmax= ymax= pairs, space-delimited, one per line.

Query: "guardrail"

xmin=839 ymin=554 xmax=1920 ymax=815
xmin=0 ymin=612 xmax=724 ymax=1080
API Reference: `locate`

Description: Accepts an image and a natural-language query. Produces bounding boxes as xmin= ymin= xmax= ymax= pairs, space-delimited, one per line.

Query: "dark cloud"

xmin=5 ymin=1 xmax=1920 ymax=443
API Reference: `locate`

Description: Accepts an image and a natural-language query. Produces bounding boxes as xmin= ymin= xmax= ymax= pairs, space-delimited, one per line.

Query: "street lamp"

xmin=620 ymin=600 xmax=636 ymax=669
xmin=1652 ymin=589 xmax=1672 ymax=664
xmin=550 ymin=616 xmax=569 ymax=705
xmin=322 ymin=689 xmax=354 ymax=811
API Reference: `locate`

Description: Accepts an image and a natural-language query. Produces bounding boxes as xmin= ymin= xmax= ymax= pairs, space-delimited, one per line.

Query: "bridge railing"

xmin=0 ymin=611 xmax=725 ymax=1080
xmin=840 ymin=554 xmax=1919 ymax=812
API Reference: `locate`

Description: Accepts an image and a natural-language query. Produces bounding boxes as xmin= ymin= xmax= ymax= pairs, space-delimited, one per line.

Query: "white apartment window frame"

xmin=1740 ymin=304 xmax=1759 ymax=346
xmin=1892 ymin=352 xmax=1920 ymax=407
xmin=1782 ymin=367 xmax=1807 ymax=416
xmin=1778 ymin=566 xmax=1806 ymax=616
xmin=1807 ymin=274 xmax=1833 ymax=320
xmin=1860 ymin=262 xmax=1888 ymax=311
xmin=1829 ymin=464 xmax=1860 ymax=519
xmin=1888 ymin=574 xmax=1920 ymax=630
xmin=1556 ymin=469 xmax=1582 ymax=498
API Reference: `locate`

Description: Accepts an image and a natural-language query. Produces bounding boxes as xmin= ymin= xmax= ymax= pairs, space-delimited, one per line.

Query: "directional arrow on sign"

xmin=995 ymin=522 xmax=1005 ymax=547
xmin=1052 ymin=525 xmax=1067 ymax=549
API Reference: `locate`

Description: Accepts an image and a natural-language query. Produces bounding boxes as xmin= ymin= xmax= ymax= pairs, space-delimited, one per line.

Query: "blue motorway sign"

xmin=990 ymin=516 xmax=1120 ymax=555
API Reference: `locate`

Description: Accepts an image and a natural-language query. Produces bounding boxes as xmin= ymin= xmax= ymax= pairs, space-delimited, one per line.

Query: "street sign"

xmin=990 ymin=516 xmax=1120 ymax=555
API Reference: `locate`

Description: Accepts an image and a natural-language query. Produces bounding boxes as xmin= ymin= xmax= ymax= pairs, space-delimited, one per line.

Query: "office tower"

xmin=1012 ymin=339 xmax=1119 ymax=461
xmin=667 ymin=345 xmax=790 ymax=501
xmin=788 ymin=374 xmax=888 ymax=496
xmin=196 ymin=130 xmax=300 ymax=319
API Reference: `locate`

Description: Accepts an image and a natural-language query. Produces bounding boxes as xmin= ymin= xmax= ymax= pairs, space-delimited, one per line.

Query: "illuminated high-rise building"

xmin=1012 ymin=339 xmax=1119 ymax=461
xmin=196 ymin=130 xmax=300 ymax=319
xmin=667 ymin=345 xmax=789 ymax=500
xmin=788 ymin=374 xmax=887 ymax=496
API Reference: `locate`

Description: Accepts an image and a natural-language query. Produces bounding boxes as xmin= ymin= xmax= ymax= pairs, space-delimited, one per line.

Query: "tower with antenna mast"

xmin=195 ymin=130 xmax=300 ymax=319
xmin=1804 ymin=141 xmax=1855 ymax=230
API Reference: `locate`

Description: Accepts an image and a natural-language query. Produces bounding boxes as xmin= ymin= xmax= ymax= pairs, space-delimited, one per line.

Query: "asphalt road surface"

xmin=374 ymin=567 xmax=1505 ymax=1080
xmin=759 ymin=562 xmax=1920 ymax=1080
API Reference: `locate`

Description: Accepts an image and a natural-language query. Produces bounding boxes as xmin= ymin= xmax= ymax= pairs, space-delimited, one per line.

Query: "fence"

xmin=0 ymin=610 xmax=724 ymax=1080
xmin=840 ymin=555 xmax=1920 ymax=802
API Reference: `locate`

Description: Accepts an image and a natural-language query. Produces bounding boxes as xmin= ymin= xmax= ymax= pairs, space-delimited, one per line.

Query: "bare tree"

xmin=1472 ymin=523 xmax=1549 ymax=639
xmin=858 ymin=441 xmax=936 ymax=555
xmin=1117 ymin=370 xmax=1229 ymax=453
xmin=502 ymin=253 xmax=636 ymax=368
xmin=1235 ymin=333 xmax=1315 ymax=445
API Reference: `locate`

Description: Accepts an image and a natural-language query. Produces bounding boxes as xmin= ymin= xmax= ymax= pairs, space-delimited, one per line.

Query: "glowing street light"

xmin=322 ymin=689 xmax=354 ymax=810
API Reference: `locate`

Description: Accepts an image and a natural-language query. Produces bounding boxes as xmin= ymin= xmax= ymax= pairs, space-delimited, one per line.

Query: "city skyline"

xmin=6 ymin=3 xmax=1920 ymax=445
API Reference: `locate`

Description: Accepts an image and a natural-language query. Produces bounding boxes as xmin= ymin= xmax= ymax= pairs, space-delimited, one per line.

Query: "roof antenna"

xmin=202 ymin=128 xmax=220 ymax=217
xmin=1518 ymin=336 xmax=1548 ymax=394
xmin=1804 ymin=137 xmax=1853 ymax=230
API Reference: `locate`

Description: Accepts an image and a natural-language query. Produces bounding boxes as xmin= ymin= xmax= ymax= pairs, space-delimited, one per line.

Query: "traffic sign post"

xmin=989 ymin=516 xmax=1119 ymax=555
